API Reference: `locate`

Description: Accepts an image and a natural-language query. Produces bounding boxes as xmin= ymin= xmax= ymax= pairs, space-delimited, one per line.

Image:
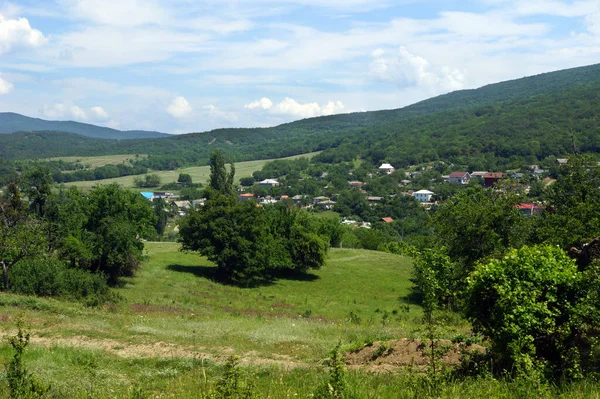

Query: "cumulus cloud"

xmin=0 ymin=76 xmax=14 ymax=94
xmin=167 ymin=96 xmax=192 ymax=118
xmin=0 ymin=14 xmax=47 ymax=55
xmin=370 ymin=47 xmax=465 ymax=93
xmin=245 ymin=97 xmax=345 ymax=118
xmin=90 ymin=106 xmax=109 ymax=121
xmin=43 ymin=103 xmax=88 ymax=121
xmin=245 ymin=97 xmax=273 ymax=110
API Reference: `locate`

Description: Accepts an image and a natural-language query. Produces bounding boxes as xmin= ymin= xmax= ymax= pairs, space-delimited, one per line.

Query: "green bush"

xmin=9 ymin=258 xmax=113 ymax=305
xmin=466 ymin=245 xmax=600 ymax=379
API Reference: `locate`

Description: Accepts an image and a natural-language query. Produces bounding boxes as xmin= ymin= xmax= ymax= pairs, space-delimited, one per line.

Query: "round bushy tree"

xmin=466 ymin=245 xmax=600 ymax=379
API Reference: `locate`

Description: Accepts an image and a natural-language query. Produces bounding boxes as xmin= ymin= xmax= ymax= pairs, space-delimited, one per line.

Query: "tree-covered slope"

xmin=0 ymin=112 xmax=170 ymax=139
xmin=2 ymin=63 xmax=600 ymax=168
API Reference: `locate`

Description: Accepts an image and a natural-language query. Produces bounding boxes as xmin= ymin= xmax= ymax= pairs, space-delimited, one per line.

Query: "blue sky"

xmin=0 ymin=0 xmax=598 ymax=134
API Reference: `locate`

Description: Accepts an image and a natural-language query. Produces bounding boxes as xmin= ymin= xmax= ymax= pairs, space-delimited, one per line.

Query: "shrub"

xmin=466 ymin=245 xmax=600 ymax=379
xmin=9 ymin=258 xmax=113 ymax=306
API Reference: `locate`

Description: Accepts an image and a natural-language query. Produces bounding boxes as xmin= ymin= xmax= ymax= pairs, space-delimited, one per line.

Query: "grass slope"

xmin=1 ymin=243 xmax=594 ymax=398
xmin=46 ymin=154 xmax=147 ymax=168
xmin=63 ymin=151 xmax=319 ymax=190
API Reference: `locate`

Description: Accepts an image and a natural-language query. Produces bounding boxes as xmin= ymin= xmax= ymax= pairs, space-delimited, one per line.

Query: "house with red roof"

xmin=448 ymin=171 xmax=470 ymax=185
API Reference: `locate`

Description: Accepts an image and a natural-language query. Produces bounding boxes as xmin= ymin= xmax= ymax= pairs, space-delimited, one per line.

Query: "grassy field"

xmin=62 ymin=152 xmax=319 ymax=190
xmin=46 ymin=154 xmax=147 ymax=168
xmin=0 ymin=243 xmax=595 ymax=398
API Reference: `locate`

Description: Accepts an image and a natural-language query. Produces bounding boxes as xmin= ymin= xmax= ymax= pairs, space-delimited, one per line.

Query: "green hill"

xmin=0 ymin=112 xmax=170 ymax=139
xmin=2 ymin=63 xmax=600 ymax=170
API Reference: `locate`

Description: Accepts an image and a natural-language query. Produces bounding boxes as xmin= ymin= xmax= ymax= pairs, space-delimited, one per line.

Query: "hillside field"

xmin=62 ymin=152 xmax=320 ymax=190
xmin=1 ymin=241 xmax=598 ymax=398
xmin=0 ymin=243 xmax=430 ymax=397
xmin=46 ymin=154 xmax=148 ymax=168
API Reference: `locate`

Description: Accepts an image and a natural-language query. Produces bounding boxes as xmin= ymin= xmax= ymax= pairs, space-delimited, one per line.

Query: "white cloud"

xmin=61 ymin=0 xmax=168 ymax=27
xmin=246 ymin=97 xmax=346 ymax=118
xmin=90 ymin=106 xmax=109 ymax=121
xmin=167 ymin=96 xmax=192 ymax=118
xmin=43 ymin=103 xmax=88 ymax=121
xmin=0 ymin=76 xmax=13 ymax=94
xmin=0 ymin=14 xmax=47 ymax=54
xmin=370 ymin=47 xmax=465 ymax=93
xmin=203 ymin=104 xmax=238 ymax=122
xmin=586 ymin=13 xmax=600 ymax=35
xmin=245 ymin=97 xmax=273 ymax=110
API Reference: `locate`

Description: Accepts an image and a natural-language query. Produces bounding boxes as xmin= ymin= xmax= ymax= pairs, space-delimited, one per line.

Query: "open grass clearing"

xmin=62 ymin=151 xmax=320 ymax=190
xmin=0 ymin=242 xmax=592 ymax=398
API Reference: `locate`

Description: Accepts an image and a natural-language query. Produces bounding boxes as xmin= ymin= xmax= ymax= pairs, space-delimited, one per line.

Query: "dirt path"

xmin=0 ymin=331 xmax=309 ymax=369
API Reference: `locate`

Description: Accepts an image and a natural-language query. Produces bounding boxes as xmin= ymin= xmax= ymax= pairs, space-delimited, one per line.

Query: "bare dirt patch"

xmin=345 ymin=339 xmax=485 ymax=372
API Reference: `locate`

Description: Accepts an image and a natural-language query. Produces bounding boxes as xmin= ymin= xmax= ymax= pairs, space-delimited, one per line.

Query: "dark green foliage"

xmin=179 ymin=192 xmax=268 ymax=283
xmin=538 ymin=155 xmax=600 ymax=248
xmin=0 ymin=183 xmax=46 ymax=290
xmin=433 ymin=186 xmax=525 ymax=268
xmin=6 ymin=321 xmax=51 ymax=398
xmin=3 ymin=64 xmax=600 ymax=176
xmin=209 ymin=149 xmax=235 ymax=197
xmin=152 ymin=198 xmax=168 ymax=236
xmin=83 ymin=184 xmax=156 ymax=284
xmin=8 ymin=258 xmax=113 ymax=306
xmin=177 ymin=173 xmax=193 ymax=185
xmin=134 ymin=174 xmax=161 ymax=188
xmin=466 ymin=245 xmax=600 ymax=379
xmin=238 ymin=177 xmax=254 ymax=187
xmin=179 ymin=194 xmax=327 ymax=284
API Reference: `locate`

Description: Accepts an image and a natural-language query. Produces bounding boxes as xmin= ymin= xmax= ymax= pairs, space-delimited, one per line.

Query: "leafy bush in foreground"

xmin=466 ymin=245 xmax=600 ymax=379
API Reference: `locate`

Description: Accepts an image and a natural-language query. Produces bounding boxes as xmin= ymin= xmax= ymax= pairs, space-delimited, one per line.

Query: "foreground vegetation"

xmin=2 ymin=243 xmax=598 ymax=398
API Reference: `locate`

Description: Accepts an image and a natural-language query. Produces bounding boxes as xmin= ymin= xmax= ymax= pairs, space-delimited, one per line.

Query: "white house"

xmin=258 ymin=179 xmax=280 ymax=187
xmin=413 ymin=189 xmax=435 ymax=203
xmin=379 ymin=163 xmax=395 ymax=175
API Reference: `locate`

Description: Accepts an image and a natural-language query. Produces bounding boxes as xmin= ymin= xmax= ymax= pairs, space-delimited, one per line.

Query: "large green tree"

xmin=433 ymin=185 xmax=526 ymax=268
xmin=83 ymin=184 xmax=156 ymax=284
xmin=0 ymin=183 xmax=46 ymax=290
xmin=538 ymin=155 xmax=600 ymax=249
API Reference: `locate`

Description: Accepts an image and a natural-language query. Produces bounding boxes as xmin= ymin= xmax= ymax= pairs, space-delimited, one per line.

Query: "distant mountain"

xmin=0 ymin=112 xmax=170 ymax=139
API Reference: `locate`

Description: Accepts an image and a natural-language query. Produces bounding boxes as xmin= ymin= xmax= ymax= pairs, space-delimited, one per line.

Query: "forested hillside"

xmin=0 ymin=112 xmax=169 ymax=139
xmin=2 ymin=63 xmax=600 ymax=171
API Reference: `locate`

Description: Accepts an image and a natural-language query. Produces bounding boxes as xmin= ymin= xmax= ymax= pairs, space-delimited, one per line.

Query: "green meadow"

xmin=1 ymin=243 xmax=597 ymax=398
xmin=61 ymin=152 xmax=319 ymax=190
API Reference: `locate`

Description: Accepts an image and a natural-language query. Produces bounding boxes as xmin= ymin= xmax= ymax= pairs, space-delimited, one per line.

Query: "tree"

xmin=209 ymin=149 xmax=235 ymax=197
xmin=179 ymin=193 xmax=269 ymax=283
xmin=177 ymin=173 xmax=193 ymax=186
xmin=152 ymin=198 xmax=168 ymax=236
xmin=83 ymin=185 xmax=156 ymax=285
xmin=466 ymin=245 xmax=600 ymax=379
xmin=433 ymin=185 xmax=526 ymax=269
xmin=179 ymin=159 xmax=328 ymax=284
xmin=539 ymin=155 xmax=600 ymax=249
xmin=0 ymin=183 xmax=46 ymax=290
xmin=239 ymin=176 xmax=254 ymax=187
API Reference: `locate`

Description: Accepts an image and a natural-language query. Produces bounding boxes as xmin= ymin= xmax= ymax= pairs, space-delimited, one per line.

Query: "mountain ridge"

xmin=0 ymin=112 xmax=171 ymax=140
